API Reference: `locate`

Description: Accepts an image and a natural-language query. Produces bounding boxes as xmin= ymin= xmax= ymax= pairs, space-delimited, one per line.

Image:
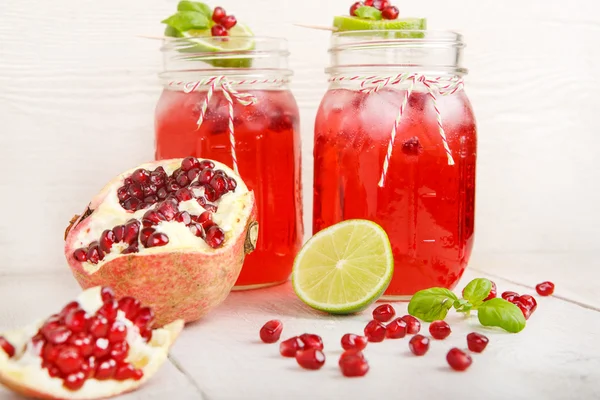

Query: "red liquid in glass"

xmin=155 ymin=89 xmax=303 ymax=288
xmin=313 ymin=88 xmax=477 ymax=297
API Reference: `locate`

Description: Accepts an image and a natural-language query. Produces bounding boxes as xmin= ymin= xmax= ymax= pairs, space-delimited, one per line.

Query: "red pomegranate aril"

xmin=167 ymin=181 xmax=180 ymax=193
xmin=142 ymin=210 xmax=165 ymax=227
xmin=204 ymin=186 xmax=218 ymax=202
xmin=295 ymin=348 xmax=325 ymax=370
xmin=299 ymin=334 xmax=323 ymax=350
xmin=118 ymin=296 xmax=141 ymax=320
xmin=189 ymin=223 xmax=205 ymax=238
xmin=518 ymin=294 xmax=538 ymax=313
xmin=364 ymin=320 xmax=386 ymax=342
xmin=80 ymin=358 xmax=95 ymax=378
xmin=150 ymin=172 xmax=165 ymax=187
xmin=87 ymin=245 xmax=101 ymax=264
xmin=0 ymin=336 xmax=15 ymax=358
xmin=385 ymin=318 xmax=407 ymax=339
xmin=514 ymin=301 xmax=532 ymax=319
xmin=364 ymin=0 xmax=374 ymax=5
xmin=111 ymin=225 xmax=125 ymax=243
xmin=140 ymin=328 xmax=153 ymax=343
xmin=93 ymin=338 xmax=111 ymax=359
xmin=73 ymin=248 xmax=88 ymax=262
xmin=99 ymin=230 xmax=115 ymax=253
xmin=211 ymin=24 xmax=228 ymax=37
xmin=45 ymin=326 xmax=72 ymax=345
xmin=157 ymin=187 xmax=168 ymax=199
xmin=401 ymin=315 xmax=421 ymax=334
xmin=176 ymin=188 xmax=193 ymax=202
xmin=110 ymin=341 xmax=129 ymax=361
xmin=373 ymin=304 xmax=395 ymax=322
xmin=212 ymin=6 xmax=226 ymax=23
xmin=98 ymin=300 xmax=119 ymax=321
xmin=227 ymin=178 xmax=237 ymax=191
xmin=466 ymin=332 xmax=489 ymax=353
xmin=157 ymin=201 xmax=178 ymax=221
xmin=143 ymin=184 xmax=158 ymax=198
xmin=117 ymin=187 xmax=129 ymax=201
xmin=115 ymin=363 xmax=143 ymax=381
xmin=123 ymin=220 xmax=141 ymax=244
xmin=108 ymin=321 xmax=128 ymax=343
xmin=221 ymin=15 xmax=237 ymax=29
xmin=68 ymin=332 xmax=94 ymax=358
xmin=64 ymin=371 xmax=86 ymax=390
xmin=339 ymin=349 xmax=365 ymax=366
xmin=341 ymin=333 xmax=368 ymax=350
xmin=127 ymin=184 xmax=143 ymax=199
xmin=146 ymin=232 xmax=169 ymax=248
xmin=47 ymin=365 xmax=62 ymax=378
xmin=55 ymin=346 xmax=84 ymax=375
xmin=144 ymin=196 xmax=159 ymax=206
xmin=131 ymin=169 xmax=150 ymax=185
xmin=42 ymin=342 xmax=60 ymax=362
xmin=340 ymin=354 xmax=369 ymax=377
xmin=181 ymin=156 xmax=200 ymax=171
xmin=502 ymin=291 xmax=519 ymax=302
xmin=100 ymin=286 xmax=115 ymax=303
xmin=95 ymin=358 xmax=118 ymax=380
xmin=280 ymin=336 xmax=304 ymax=357
xmin=187 ymin=168 xmax=200 ymax=182
xmin=134 ymin=307 xmax=155 ymax=329
xmin=259 ymin=320 xmax=283 ymax=343
xmin=349 ymin=1 xmax=362 ymax=16
xmin=204 ymin=203 xmax=218 ymax=213
xmin=409 ymin=335 xmax=430 ymax=356
xmin=122 ymin=243 xmax=139 ymax=254
xmin=88 ymin=315 xmax=110 ymax=338
xmin=197 ymin=211 xmax=212 ymax=225
xmin=42 ymin=315 xmax=61 ymax=332
xmin=373 ymin=0 xmax=390 ymax=10
xmin=205 ymin=226 xmax=225 ymax=248
xmin=199 ymin=160 xmax=215 ymax=169
xmin=198 ymin=168 xmax=215 ymax=184
xmin=429 ymin=320 xmax=452 ymax=340
xmin=65 ymin=309 xmax=88 ymax=333
xmin=176 ymin=173 xmax=190 ymax=188
xmin=175 ymin=211 xmax=192 ymax=225
xmin=140 ymin=227 xmax=155 ymax=246
xmin=381 ymin=5 xmax=399 ymax=19
xmin=59 ymin=301 xmax=81 ymax=320
xmin=210 ymin=175 xmax=228 ymax=194
xmin=447 ymin=348 xmax=472 ymax=371
xmin=484 ymin=281 xmax=497 ymax=301
xmin=536 ymin=281 xmax=555 ymax=296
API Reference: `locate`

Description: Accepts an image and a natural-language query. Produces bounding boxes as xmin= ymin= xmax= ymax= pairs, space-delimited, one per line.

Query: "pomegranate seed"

xmin=204 ymin=203 xmax=218 ymax=213
xmin=95 ymin=358 xmax=118 ymax=380
xmin=143 ymin=184 xmax=158 ymax=197
xmin=167 ymin=181 xmax=180 ymax=193
xmin=111 ymin=225 xmax=125 ymax=242
xmin=299 ymin=334 xmax=323 ymax=350
xmin=189 ymin=223 xmax=206 ymax=238
xmin=176 ymin=173 xmax=190 ymax=188
xmin=142 ymin=210 xmax=165 ymax=227
xmin=199 ymin=160 xmax=215 ymax=169
xmin=150 ymin=173 xmax=165 ymax=187
xmin=484 ymin=281 xmax=497 ymax=301
xmin=122 ymin=243 xmax=139 ymax=254
xmin=157 ymin=201 xmax=178 ymax=221
xmin=204 ymin=186 xmax=218 ymax=202
xmin=93 ymin=338 xmax=111 ymax=359
xmin=259 ymin=320 xmax=283 ymax=343
xmin=187 ymin=168 xmax=200 ymax=182
xmin=280 ymin=336 xmax=304 ymax=357
xmin=88 ymin=315 xmax=110 ymax=338
xmin=0 ymin=336 xmax=15 ymax=357
xmin=118 ymin=297 xmax=141 ymax=320
xmin=108 ymin=321 xmax=128 ymax=343
xmin=73 ymin=248 xmax=87 ymax=262
xmin=47 ymin=365 xmax=62 ymax=378
xmin=211 ymin=24 xmax=228 ymax=37
xmin=221 ymin=15 xmax=237 ymax=29
xmin=402 ymin=137 xmax=423 ymax=155
xmin=198 ymin=168 xmax=215 ymax=185
xmin=373 ymin=304 xmax=395 ymax=322
xmin=409 ymin=335 xmax=430 ymax=356
xmin=173 ymin=212 xmax=190 ymax=225
xmin=140 ymin=227 xmax=155 ymax=246
xmin=364 ymin=320 xmax=386 ymax=342
xmin=59 ymin=301 xmax=81 ymax=320
xmin=64 ymin=371 xmax=86 ymax=390
xmin=68 ymin=332 xmax=94 ymax=358
xmin=45 ymin=326 xmax=72 ymax=345
xmin=65 ymin=309 xmax=88 ymax=333
xmin=157 ymin=187 xmax=168 ymax=199
xmin=181 ymin=157 xmax=200 ymax=171
xmin=42 ymin=342 xmax=60 ymax=362
xmin=41 ymin=315 xmax=61 ymax=332
xmin=123 ymin=220 xmax=140 ymax=243
xmin=117 ymin=187 xmax=129 ymax=201
xmin=146 ymin=232 xmax=169 ymax=248
xmin=210 ymin=175 xmax=229 ymax=195
xmin=385 ymin=318 xmax=407 ymax=339
xmin=80 ymin=359 xmax=94 ymax=379
xmin=176 ymin=188 xmax=193 ymax=202
xmin=381 ymin=5 xmax=399 ymax=19
xmin=364 ymin=0 xmax=374 ymax=4
xmin=205 ymin=226 xmax=225 ymax=248
xmin=140 ymin=328 xmax=153 ymax=342
xmin=501 ymin=291 xmax=519 ymax=302
xmin=131 ymin=169 xmax=150 ymax=185
xmin=447 ymin=348 xmax=472 ymax=371
xmin=127 ymin=183 xmax=143 ymax=199
xmin=518 ymin=294 xmax=538 ymax=313
xmin=341 ymin=333 xmax=368 ymax=350
xmin=228 ymin=178 xmax=237 ymax=191
xmin=97 ymin=300 xmax=119 ymax=321
xmin=295 ymin=348 xmax=325 ymax=370
xmin=55 ymin=346 xmax=84 ymax=375
xmin=466 ymin=332 xmax=489 ymax=353
xmin=197 ymin=211 xmax=213 ymax=226
xmin=339 ymin=349 xmax=365 ymax=366
xmin=429 ymin=320 xmax=452 ymax=340
xmin=340 ymin=354 xmax=369 ymax=377
xmin=373 ymin=0 xmax=390 ymax=10
xmin=144 ymin=195 xmax=159 ymax=205
xmin=115 ymin=363 xmax=144 ymax=381
xmin=100 ymin=287 xmax=115 ymax=303
xmin=110 ymin=341 xmax=129 ymax=361
xmin=86 ymin=245 xmax=101 ymax=264
xmin=536 ymin=281 xmax=555 ymax=296
xmin=349 ymin=1 xmax=362 ymax=16
xmin=400 ymin=315 xmax=421 ymax=334
xmin=134 ymin=307 xmax=155 ymax=329
xmin=514 ymin=301 xmax=532 ymax=319
xmin=212 ymin=6 xmax=226 ymax=23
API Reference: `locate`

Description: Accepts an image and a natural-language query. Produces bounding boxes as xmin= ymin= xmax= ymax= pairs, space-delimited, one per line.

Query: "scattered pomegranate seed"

xmin=385 ymin=318 xmax=407 ymax=339
xmin=514 ymin=301 xmax=532 ymax=320
xmin=339 ymin=353 xmax=369 ymax=377
xmin=259 ymin=320 xmax=283 ymax=343
xmin=211 ymin=24 xmax=228 ymax=37
xmin=484 ymin=281 xmax=497 ymax=301
xmin=400 ymin=315 xmax=421 ymax=334
xmin=408 ymin=335 xmax=429 ymax=356
xmin=339 ymin=349 xmax=364 ymax=366
xmin=501 ymin=291 xmax=519 ymax=302
xmin=381 ymin=5 xmax=399 ymax=19
xmin=280 ymin=336 xmax=304 ymax=357
xmin=372 ymin=304 xmax=395 ymax=322
xmin=518 ymin=294 xmax=537 ymax=313
xmin=466 ymin=332 xmax=489 ymax=353
xmin=0 ymin=336 xmax=15 ymax=358
xmin=299 ymin=334 xmax=324 ymax=350
xmin=341 ymin=333 xmax=368 ymax=350
xmin=212 ymin=6 xmax=226 ymax=23
xmin=536 ymin=281 xmax=555 ymax=296
xmin=221 ymin=15 xmax=237 ymax=30
xmin=295 ymin=348 xmax=326 ymax=370
xmin=364 ymin=320 xmax=386 ymax=342
xmin=349 ymin=1 xmax=363 ymax=16
xmin=446 ymin=348 xmax=472 ymax=371
xmin=429 ymin=320 xmax=451 ymax=340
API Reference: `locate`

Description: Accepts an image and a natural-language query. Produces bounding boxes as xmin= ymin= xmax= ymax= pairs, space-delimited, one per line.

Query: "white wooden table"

xmin=1 ymin=253 xmax=599 ymax=400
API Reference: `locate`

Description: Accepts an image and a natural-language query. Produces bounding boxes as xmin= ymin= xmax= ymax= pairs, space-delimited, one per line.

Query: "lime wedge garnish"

xmin=333 ymin=16 xmax=427 ymax=33
xmin=292 ymin=220 xmax=394 ymax=314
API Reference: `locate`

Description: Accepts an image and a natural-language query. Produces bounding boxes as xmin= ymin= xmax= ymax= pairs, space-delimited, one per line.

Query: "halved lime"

xmin=333 ymin=16 xmax=427 ymax=33
xmin=292 ymin=220 xmax=394 ymax=314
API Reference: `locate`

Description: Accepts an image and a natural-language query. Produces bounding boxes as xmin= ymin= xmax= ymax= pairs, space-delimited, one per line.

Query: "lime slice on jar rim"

xmin=333 ymin=16 xmax=427 ymax=33
xmin=292 ymin=219 xmax=394 ymax=315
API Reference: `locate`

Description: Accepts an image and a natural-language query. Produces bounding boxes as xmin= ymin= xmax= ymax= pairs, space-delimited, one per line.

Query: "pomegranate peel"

xmin=64 ymin=158 xmax=258 ymax=327
xmin=0 ymin=287 xmax=184 ymax=400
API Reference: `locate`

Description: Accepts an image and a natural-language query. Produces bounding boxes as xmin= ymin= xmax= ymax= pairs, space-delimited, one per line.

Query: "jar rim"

xmin=329 ymin=30 xmax=465 ymax=51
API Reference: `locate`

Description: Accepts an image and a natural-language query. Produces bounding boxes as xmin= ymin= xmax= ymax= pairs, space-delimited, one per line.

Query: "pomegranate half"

xmin=64 ymin=157 xmax=258 ymax=326
xmin=0 ymin=286 xmax=184 ymax=399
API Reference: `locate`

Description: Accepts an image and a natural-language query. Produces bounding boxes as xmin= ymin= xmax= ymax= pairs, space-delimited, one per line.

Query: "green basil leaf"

xmin=354 ymin=6 xmax=383 ymax=20
xmin=408 ymin=288 xmax=458 ymax=322
xmin=477 ymin=298 xmax=526 ymax=333
xmin=462 ymin=278 xmax=492 ymax=305
xmin=454 ymin=299 xmax=473 ymax=313
xmin=177 ymin=1 xmax=212 ymax=17
xmin=161 ymin=11 xmax=209 ymax=32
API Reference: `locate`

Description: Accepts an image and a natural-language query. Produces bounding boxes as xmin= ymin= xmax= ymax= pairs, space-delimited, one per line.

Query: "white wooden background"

xmin=0 ymin=0 xmax=599 ymax=282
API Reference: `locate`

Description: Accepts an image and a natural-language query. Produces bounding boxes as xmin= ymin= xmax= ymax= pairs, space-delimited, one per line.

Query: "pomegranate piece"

xmin=501 ymin=291 xmax=519 ymax=302
xmin=280 ymin=336 xmax=304 ymax=357
xmin=146 ymin=232 xmax=169 ymax=248
xmin=73 ymin=248 xmax=87 ymax=262
xmin=408 ymin=335 xmax=430 ymax=356
xmin=339 ymin=349 xmax=365 ymax=367
xmin=429 ymin=320 xmax=451 ymax=340
xmin=205 ymin=226 xmax=225 ymax=248
xmin=483 ymin=281 xmax=497 ymax=301
xmin=446 ymin=348 xmax=473 ymax=371
xmin=514 ymin=301 xmax=532 ymax=320
xmin=299 ymin=333 xmax=323 ymax=350
xmin=536 ymin=281 xmax=555 ymax=296
xmin=221 ymin=15 xmax=237 ymax=30
xmin=259 ymin=320 xmax=283 ymax=343
xmin=385 ymin=318 xmax=407 ymax=339
xmin=339 ymin=353 xmax=369 ymax=377
xmin=364 ymin=320 xmax=386 ymax=342
xmin=86 ymin=245 xmax=101 ymax=264
xmin=211 ymin=24 xmax=228 ymax=37
xmin=212 ymin=6 xmax=226 ymax=23
xmin=341 ymin=333 xmax=368 ymax=350
xmin=0 ymin=336 xmax=15 ymax=358
xmin=381 ymin=5 xmax=399 ymax=19
xmin=349 ymin=1 xmax=363 ymax=16
xmin=295 ymin=349 xmax=326 ymax=370
xmin=466 ymin=332 xmax=489 ymax=353
xmin=518 ymin=294 xmax=538 ymax=313
xmin=400 ymin=315 xmax=421 ymax=334
xmin=373 ymin=0 xmax=390 ymax=10
xmin=372 ymin=304 xmax=396 ymax=322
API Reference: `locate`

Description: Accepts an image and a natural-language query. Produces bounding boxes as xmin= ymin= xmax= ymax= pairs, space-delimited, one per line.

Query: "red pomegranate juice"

xmin=313 ymin=88 xmax=477 ymax=297
xmin=155 ymin=88 xmax=303 ymax=288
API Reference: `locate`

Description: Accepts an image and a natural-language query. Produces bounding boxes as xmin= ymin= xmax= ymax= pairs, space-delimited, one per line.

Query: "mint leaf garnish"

xmin=477 ymin=298 xmax=526 ymax=333
xmin=355 ymin=6 xmax=383 ymax=20
xmin=408 ymin=288 xmax=458 ymax=322
xmin=161 ymin=11 xmax=209 ymax=32
xmin=454 ymin=299 xmax=473 ymax=313
xmin=177 ymin=1 xmax=212 ymax=17
xmin=462 ymin=278 xmax=492 ymax=306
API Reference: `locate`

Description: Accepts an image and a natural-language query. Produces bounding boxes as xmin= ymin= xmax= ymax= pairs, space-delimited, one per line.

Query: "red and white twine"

xmin=170 ymin=76 xmax=286 ymax=174
xmin=330 ymin=73 xmax=464 ymax=187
